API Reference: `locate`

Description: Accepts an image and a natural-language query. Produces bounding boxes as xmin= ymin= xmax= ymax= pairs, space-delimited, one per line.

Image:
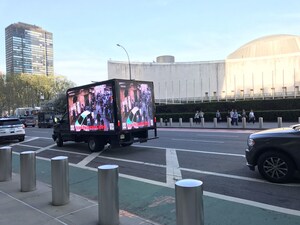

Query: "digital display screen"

xmin=67 ymin=84 xmax=114 ymax=132
xmin=118 ymin=81 xmax=154 ymax=130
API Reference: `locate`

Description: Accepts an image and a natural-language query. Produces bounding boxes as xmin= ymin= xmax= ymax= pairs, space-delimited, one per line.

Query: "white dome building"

xmin=225 ymin=34 xmax=300 ymax=100
xmin=108 ymin=34 xmax=300 ymax=103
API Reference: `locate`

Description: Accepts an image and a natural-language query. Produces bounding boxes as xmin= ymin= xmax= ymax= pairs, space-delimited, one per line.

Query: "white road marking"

xmin=136 ymin=144 xmax=244 ymax=157
xmin=35 ymin=144 xmax=57 ymax=153
xmin=96 ymin=155 xmax=165 ymax=168
xmin=196 ymin=134 xmax=240 ymax=138
xmin=77 ymin=152 xmax=101 ymax=166
xmin=6 ymin=137 xmax=40 ymax=147
xmin=166 ymin=148 xmax=182 ymax=187
xmin=26 ymin=136 xmax=53 ymax=140
xmin=49 ymin=148 xmax=89 ymax=156
xmin=171 ymin=138 xmax=225 ymax=143
xmin=182 ymin=167 xmax=268 ymax=183
xmin=10 ymin=137 xmax=300 ymax=217
xmin=176 ymin=148 xmax=245 ymax=157
xmin=204 ymin=191 xmax=300 ymax=217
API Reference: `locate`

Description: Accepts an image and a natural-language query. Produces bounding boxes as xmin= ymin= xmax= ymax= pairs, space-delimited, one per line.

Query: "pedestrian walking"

xmin=216 ymin=110 xmax=222 ymax=122
xmin=194 ymin=111 xmax=200 ymax=124
xmin=248 ymin=109 xmax=255 ymax=124
xmin=232 ymin=109 xmax=239 ymax=126
xmin=199 ymin=110 xmax=204 ymax=122
xmin=242 ymin=109 xmax=247 ymax=119
xmin=230 ymin=109 xmax=234 ymax=125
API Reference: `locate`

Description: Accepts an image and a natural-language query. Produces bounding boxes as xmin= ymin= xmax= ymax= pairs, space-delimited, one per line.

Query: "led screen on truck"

xmin=67 ymin=84 xmax=114 ymax=132
xmin=118 ymin=81 xmax=154 ymax=130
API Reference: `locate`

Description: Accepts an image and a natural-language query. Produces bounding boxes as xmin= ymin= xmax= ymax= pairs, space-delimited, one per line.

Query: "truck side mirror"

xmin=54 ymin=117 xmax=60 ymax=123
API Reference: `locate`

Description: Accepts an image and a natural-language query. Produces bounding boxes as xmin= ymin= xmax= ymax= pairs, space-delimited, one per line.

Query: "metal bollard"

xmin=189 ymin=118 xmax=193 ymax=127
xmin=0 ymin=146 xmax=12 ymax=182
xmin=20 ymin=151 xmax=36 ymax=192
xmin=170 ymin=118 xmax=173 ymax=127
xmin=179 ymin=118 xmax=183 ymax=127
xmin=259 ymin=117 xmax=263 ymax=129
xmin=160 ymin=118 xmax=163 ymax=127
xmin=51 ymin=156 xmax=69 ymax=206
xmin=98 ymin=165 xmax=119 ymax=225
xmin=176 ymin=179 xmax=204 ymax=225
xmin=277 ymin=117 xmax=282 ymax=128
xmin=242 ymin=117 xmax=246 ymax=128
xmin=164 ymin=118 xmax=168 ymax=126
xmin=200 ymin=118 xmax=205 ymax=127
xmin=227 ymin=118 xmax=232 ymax=128
xmin=213 ymin=118 xmax=217 ymax=128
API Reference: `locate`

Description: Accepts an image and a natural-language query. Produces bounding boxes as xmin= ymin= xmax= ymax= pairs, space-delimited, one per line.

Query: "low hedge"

xmin=157 ymin=109 xmax=300 ymax=122
xmin=156 ymin=98 xmax=300 ymax=122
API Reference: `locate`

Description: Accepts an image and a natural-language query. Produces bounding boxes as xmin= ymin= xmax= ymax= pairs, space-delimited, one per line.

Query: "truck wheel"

xmin=257 ymin=151 xmax=295 ymax=183
xmin=88 ymin=137 xmax=104 ymax=152
xmin=121 ymin=142 xmax=133 ymax=147
xmin=56 ymin=135 xmax=63 ymax=147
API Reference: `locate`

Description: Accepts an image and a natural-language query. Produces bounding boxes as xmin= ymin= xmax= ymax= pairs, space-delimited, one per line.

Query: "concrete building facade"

xmin=108 ymin=34 xmax=300 ymax=103
xmin=5 ymin=22 xmax=53 ymax=76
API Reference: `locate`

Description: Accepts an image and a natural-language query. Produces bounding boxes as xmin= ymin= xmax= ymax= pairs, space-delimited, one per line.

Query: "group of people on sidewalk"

xmin=194 ymin=110 xmax=204 ymax=124
xmin=228 ymin=109 xmax=256 ymax=125
xmin=194 ymin=109 xmax=256 ymax=125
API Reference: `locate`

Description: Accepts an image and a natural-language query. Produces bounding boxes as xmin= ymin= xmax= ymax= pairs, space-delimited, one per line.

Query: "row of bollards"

xmin=160 ymin=116 xmax=300 ymax=129
xmin=0 ymin=146 xmax=204 ymax=225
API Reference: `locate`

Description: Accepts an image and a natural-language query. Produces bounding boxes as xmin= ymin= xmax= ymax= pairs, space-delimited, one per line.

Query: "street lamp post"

xmin=116 ymin=44 xmax=132 ymax=80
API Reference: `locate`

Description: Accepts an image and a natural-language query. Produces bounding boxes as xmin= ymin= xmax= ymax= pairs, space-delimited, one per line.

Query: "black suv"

xmin=246 ymin=124 xmax=300 ymax=183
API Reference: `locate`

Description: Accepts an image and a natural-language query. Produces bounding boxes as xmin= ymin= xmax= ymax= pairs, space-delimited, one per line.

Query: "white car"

xmin=0 ymin=117 xmax=25 ymax=142
xmin=75 ymin=110 xmax=92 ymax=131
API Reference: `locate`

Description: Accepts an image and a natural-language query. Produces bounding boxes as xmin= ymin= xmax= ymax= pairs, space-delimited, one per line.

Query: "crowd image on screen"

xmin=120 ymin=82 xmax=154 ymax=130
xmin=68 ymin=84 xmax=114 ymax=131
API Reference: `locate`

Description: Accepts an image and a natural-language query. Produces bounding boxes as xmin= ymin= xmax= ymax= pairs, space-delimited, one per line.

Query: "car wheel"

xmin=257 ymin=151 xmax=295 ymax=183
xmin=88 ymin=137 xmax=104 ymax=152
xmin=56 ymin=135 xmax=63 ymax=147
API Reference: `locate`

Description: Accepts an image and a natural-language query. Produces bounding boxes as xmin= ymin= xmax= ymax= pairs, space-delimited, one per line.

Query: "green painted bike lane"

xmin=12 ymin=154 xmax=300 ymax=225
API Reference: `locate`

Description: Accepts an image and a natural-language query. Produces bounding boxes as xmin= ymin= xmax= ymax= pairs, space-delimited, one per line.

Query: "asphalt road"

xmin=1 ymin=126 xmax=300 ymax=224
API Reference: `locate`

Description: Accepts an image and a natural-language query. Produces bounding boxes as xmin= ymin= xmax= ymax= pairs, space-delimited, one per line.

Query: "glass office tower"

xmin=5 ymin=22 xmax=53 ymax=76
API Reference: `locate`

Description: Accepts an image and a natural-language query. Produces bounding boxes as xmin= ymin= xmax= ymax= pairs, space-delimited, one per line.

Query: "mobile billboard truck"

xmin=52 ymin=79 xmax=158 ymax=152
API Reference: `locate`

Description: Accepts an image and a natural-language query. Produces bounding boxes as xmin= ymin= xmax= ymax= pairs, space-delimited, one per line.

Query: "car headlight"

xmin=247 ymin=138 xmax=255 ymax=147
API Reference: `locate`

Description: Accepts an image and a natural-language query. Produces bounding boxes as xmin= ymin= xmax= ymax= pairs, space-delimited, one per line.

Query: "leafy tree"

xmin=0 ymin=75 xmax=6 ymax=116
xmin=1 ymin=73 xmax=75 ymax=115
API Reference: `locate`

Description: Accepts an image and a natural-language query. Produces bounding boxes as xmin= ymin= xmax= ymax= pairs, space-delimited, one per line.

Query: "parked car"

xmin=19 ymin=115 xmax=36 ymax=127
xmin=246 ymin=124 xmax=300 ymax=183
xmin=0 ymin=117 xmax=25 ymax=142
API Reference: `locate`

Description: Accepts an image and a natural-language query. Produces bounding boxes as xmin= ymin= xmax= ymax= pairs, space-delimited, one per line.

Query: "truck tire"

xmin=88 ymin=137 xmax=104 ymax=152
xmin=121 ymin=142 xmax=133 ymax=147
xmin=56 ymin=134 xmax=63 ymax=147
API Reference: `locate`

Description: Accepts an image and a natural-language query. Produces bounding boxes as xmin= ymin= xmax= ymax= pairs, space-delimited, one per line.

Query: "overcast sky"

xmin=1 ymin=0 xmax=300 ymax=85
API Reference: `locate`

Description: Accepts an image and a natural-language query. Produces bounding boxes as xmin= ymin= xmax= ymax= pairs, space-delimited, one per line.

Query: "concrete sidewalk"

xmin=0 ymin=173 xmax=159 ymax=225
